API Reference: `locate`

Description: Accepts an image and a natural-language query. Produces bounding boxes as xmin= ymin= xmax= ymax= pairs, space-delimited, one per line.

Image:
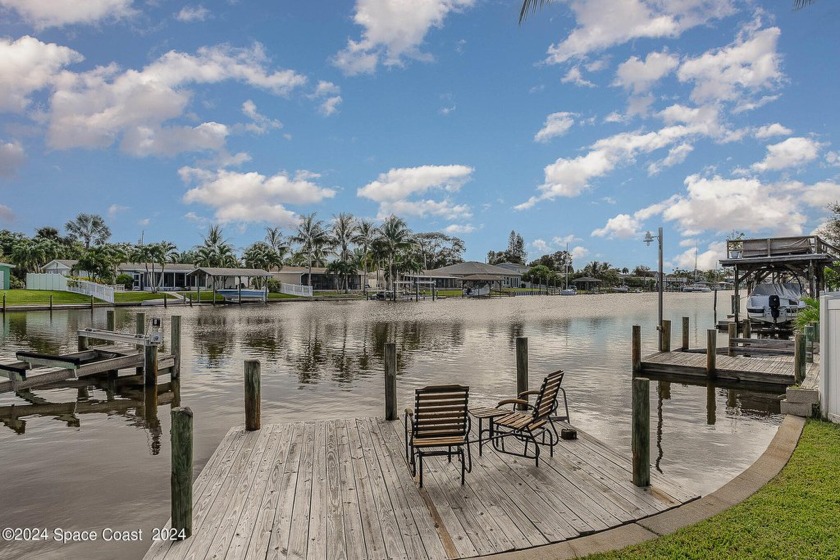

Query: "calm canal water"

xmin=0 ymin=292 xmax=782 ymax=559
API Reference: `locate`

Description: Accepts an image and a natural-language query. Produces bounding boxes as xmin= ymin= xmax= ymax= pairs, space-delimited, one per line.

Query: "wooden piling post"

xmin=171 ymin=315 xmax=181 ymax=379
xmin=106 ymin=310 xmax=115 ymax=332
xmin=144 ymin=344 xmax=158 ymax=387
xmin=811 ymin=320 xmax=819 ymax=343
xmin=681 ymin=317 xmax=689 ymax=351
xmin=632 ymin=325 xmax=641 ymax=373
xmin=2 ymin=293 xmax=6 ymax=313
xmin=706 ymin=383 xmax=716 ymax=426
xmin=742 ymin=319 xmax=751 ymax=339
xmin=164 ymin=294 xmax=168 ymax=308
xmin=805 ymin=325 xmax=815 ymax=364
xmin=661 ymin=320 xmax=671 ymax=352
xmin=794 ymin=333 xmax=805 ymax=384
xmin=49 ymin=294 xmax=53 ymax=311
xmin=244 ymin=359 xmax=260 ymax=431
xmin=90 ymin=295 xmax=94 ymax=310
xmin=136 ymin=312 xmax=146 ymax=338
xmin=78 ymin=331 xmax=89 ymax=351
xmin=727 ymin=323 xmax=736 ymax=357
xmin=516 ymin=337 xmax=528 ymax=410
xmin=171 ymin=406 xmax=193 ymax=540
xmin=706 ymin=329 xmax=717 ymax=378
xmin=632 ymin=377 xmax=650 ymax=487
xmin=384 ymin=342 xmax=397 ymax=421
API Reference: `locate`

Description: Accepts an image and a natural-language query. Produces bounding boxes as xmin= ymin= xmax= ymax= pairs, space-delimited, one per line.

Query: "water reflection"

xmin=0 ymin=376 xmax=179 ymax=456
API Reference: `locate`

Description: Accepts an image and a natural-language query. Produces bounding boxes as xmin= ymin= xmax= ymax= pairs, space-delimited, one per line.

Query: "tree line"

xmin=0 ymin=212 xmax=466 ymax=293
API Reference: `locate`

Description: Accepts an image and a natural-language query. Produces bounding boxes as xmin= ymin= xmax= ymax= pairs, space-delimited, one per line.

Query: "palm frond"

xmin=520 ymin=0 xmax=553 ymax=24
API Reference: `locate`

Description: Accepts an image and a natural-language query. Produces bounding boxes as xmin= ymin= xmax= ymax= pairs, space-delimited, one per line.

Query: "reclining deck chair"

xmin=404 ymin=384 xmax=471 ymax=487
xmin=490 ymin=369 xmax=567 ymax=466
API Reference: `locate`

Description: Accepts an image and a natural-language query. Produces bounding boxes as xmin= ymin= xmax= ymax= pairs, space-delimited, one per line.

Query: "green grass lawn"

xmin=1 ymin=289 xmax=91 ymax=305
xmin=586 ymin=419 xmax=840 ymax=560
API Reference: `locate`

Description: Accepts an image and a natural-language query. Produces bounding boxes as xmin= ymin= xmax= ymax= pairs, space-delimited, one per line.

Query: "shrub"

xmin=115 ymin=273 xmax=134 ymax=290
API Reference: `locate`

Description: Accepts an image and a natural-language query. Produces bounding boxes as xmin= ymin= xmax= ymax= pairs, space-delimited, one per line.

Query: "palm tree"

xmin=354 ymin=219 xmax=376 ymax=295
xmin=331 ymin=213 xmax=358 ymax=292
xmin=264 ymin=226 xmax=289 ymax=270
xmin=377 ymin=215 xmax=414 ymax=297
xmin=65 ymin=213 xmax=111 ymax=249
xmin=152 ymin=241 xmax=178 ymax=291
xmin=291 ymin=213 xmax=330 ymax=287
xmin=195 ymin=225 xmax=236 ymax=267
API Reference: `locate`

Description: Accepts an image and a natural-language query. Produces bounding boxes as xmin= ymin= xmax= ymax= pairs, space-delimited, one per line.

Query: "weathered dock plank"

xmin=144 ymin=417 xmax=699 ymax=560
xmin=639 ymin=350 xmax=817 ymax=385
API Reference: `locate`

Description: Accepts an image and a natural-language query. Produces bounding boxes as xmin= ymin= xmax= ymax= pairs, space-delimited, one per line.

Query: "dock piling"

xmin=794 ymin=334 xmax=805 ymax=384
xmin=742 ymin=319 xmax=751 ymax=339
xmin=632 ymin=325 xmax=641 ymax=373
xmin=632 ymin=377 xmax=650 ymax=487
xmin=661 ymin=320 xmax=671 ymax=352
xmin=727 ymin=323 xmax=736 ymax=357
xmin=516 ymin=337 xmax=528 ymax=410
xmin=171 ymin=406 xmax=193 ymax=540
xmin=706 ymin=329 xmax=717 ymax=378
xmin=171 ymin=316 xmax=181 ymax=379
xmin=106 ymin=310 xmax=115 ymax=332
xmin=144 ymin=344 xmax=158 ymax=387
xmin=384 ymin=343 xmax=397 ymax=421
xmin=681 ymin=317 xmax=689 ymax=351
xmin=136 ymin=312 xmax=146 ymax=374
xmin=244 ymin=359 xmax=260 ymax=431
xmin=805 ymin=325 xmax=815 ymax=364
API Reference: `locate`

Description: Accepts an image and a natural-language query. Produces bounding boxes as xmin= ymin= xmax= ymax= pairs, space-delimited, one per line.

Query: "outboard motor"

xmin=768 ymin=294 xmax=781 ymax=322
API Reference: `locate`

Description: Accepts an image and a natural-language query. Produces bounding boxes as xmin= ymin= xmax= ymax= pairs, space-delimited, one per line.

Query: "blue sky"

xmin=1 ymin=0 xmax=838 ymax=272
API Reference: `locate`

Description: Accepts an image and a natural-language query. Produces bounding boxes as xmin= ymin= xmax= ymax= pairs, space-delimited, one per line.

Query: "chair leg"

xmin=419 ymin=454 xmax=424 ymax=488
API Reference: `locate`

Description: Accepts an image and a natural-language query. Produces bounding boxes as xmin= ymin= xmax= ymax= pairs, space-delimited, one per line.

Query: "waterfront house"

xmin=117 ymin=263 xmax=198 ymax=291
xmin=407 ymin=261 xmax=523 ymax=291
xmin=270 ymin=266 xmax=363 ymax=291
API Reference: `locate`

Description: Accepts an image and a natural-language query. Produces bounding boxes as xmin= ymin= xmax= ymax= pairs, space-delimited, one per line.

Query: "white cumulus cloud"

xmin=614 ymin=50 xmax=679 ymax=94
xmin=0 ymin=36 xmax=83 ymax=113
xmin=591 ymin=213 xmax=642 ymax=239
xmin=181 ymin=168 xmax=336 ymax=224
xmin=358 ymin=164 xmax=473 ymax=220
xmin=534 ymin=112 xmax=576 ymax=143
xmin=175 ymin=5 xmax=210 ymax=22
xmin=0 ymin=0 xmax=135 ymax=29
xmin=333 ymin=0 xmax=475 ymax=75
xmin=0 ymin=140 xmax=25 ymax=177
xmin=752 ymin=137 xmax=821 ymax=172
xmin=754 ymin=123 xmax=792 ymax=139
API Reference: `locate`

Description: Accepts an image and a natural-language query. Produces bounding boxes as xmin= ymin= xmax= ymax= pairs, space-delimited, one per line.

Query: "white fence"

xmin=280 ymin=282 xmax=313 ymax=297
xmin=821 ymin=293 xmax=840 ymax=423
xmin=26 ymin=273 xmax=115 ymax=303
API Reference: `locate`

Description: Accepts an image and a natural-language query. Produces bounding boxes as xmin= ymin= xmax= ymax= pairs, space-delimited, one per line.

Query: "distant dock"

xmin=143 ymin=417 xmax=697 ymax=560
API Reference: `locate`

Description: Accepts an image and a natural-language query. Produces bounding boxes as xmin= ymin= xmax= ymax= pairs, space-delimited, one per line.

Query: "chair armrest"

xmin=405 ymin=407 xmax=414 ymax=418
xmin=497 ymin=398 xmax=529 ymax=408
xmin=518 ymin=390 xmax=540 ymax=398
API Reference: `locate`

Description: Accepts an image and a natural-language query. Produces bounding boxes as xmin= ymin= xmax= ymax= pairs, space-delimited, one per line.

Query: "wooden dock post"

xmin=171 ymin=406 xmax=193 ymax=540
xmin=244 ymin=359 xmax=260 ymax=431
xmin=144 ymin=344 xmax=158 ymax=387
xmin=742 ymin=319 xmax=751 ymax=339
xmin=516 ymin=337 xmax=528 ymax=410
xmin=136 ymin=312 xmax=146 ymax=375
xmin=106 ymin=310 xmax=115 ymax=332
xmin=78 ymin=330 xmax=89 ymax=351
xmin=632 ymin=377 xmax=650 ymax=487
xmin=794 ymin=333 xmax=805 ymax=384
xmin=727 ymin=323 xmax=736 ymax=357
xmin=171 ymin=315 xmax=181 ymax=379
xmin=706 ymin=329 xmax=717 ymax=378
xmin=681 ymin=317 xmax=689 ymax=351
xmin=632 ymin=325 xmax=641 ymax=373
xmin=49 ymin=294 xmax=53 ymax=311
xmin=805 ymin=324 xmax=815 ymax=364
xmin=90 ymin=295 xmax=95 ymax=310
xmin=661 ymin=320 xmax=671 ymax=352
xmin=384 ymin=342 xmax=397 ymax=421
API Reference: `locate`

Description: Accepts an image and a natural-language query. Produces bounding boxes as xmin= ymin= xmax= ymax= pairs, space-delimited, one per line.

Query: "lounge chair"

xmin=489 ymin=369 xmax=568 ymax=466
xmin=404 ymin=384 xmax=471 ymax=487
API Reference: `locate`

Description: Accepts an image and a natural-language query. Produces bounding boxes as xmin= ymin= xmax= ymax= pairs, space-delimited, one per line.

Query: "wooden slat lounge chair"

xmin=404 ymin=384 xmax=471 ymax=487
xmin=489 ymin=369 xmax=567 ymax=466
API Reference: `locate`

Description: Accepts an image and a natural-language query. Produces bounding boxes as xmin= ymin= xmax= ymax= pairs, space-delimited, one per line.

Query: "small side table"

xmin=469 ymin=406 xmax=509 ymax=455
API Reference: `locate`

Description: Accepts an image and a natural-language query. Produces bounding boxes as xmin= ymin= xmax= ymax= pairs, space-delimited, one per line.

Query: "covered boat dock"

xmin=719 ymin=235 xmax=840 ymax=326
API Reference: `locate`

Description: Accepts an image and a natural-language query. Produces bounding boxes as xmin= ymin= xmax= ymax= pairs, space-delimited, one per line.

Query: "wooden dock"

xmin=144 ymin=417 xmax=697 ymax=560
xmin=639 ymin=351 xmax=817 ymax=385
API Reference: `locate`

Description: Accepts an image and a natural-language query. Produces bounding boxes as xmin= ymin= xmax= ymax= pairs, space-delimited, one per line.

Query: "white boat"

xmin=682 ymin=282 xmax=712 ymax=292
xmin=746 ymin=283 xmax=806 ymax=327
xmin=560 ymin=287 xmax=577 ymax=296
xmin=216 ymin=288 xmax=267 ymax=303
xmin=611 ymin=285 xmax=629 ymax=293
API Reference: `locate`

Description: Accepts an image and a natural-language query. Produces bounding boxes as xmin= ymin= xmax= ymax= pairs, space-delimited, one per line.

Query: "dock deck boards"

xmin=640 ymin=351 xmax=818 ymax=384
xmin=144 ymin=417 xmax=698 ymax=560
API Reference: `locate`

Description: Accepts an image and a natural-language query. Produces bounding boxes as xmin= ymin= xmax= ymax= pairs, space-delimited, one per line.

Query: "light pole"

xmin=644 ymin=227 xmax=664 ymax=351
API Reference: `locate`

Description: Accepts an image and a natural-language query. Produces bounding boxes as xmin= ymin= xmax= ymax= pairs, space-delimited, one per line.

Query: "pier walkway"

xmin=144 ymin=416 xmax=697 ymax=560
